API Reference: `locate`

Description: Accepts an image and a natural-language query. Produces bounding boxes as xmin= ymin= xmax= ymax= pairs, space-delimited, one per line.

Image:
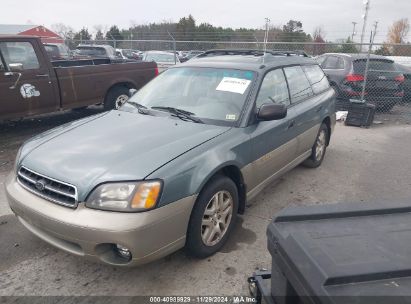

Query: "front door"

xmin=245 ymin=68 xmax=298 ymax=192
xmin=0 ymin=40 xmax=58 ymax=120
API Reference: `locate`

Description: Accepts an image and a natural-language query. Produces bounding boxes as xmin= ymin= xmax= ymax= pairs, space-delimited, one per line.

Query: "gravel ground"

xmin=1 ymin=109 xmax=411 ymax=296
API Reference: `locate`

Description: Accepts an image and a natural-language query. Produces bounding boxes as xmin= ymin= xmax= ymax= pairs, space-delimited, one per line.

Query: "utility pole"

xmin=360 ymin=0 xmax=370 ymax=52
xmin=167 ymin=31 xmax=177 ymax=64
xmin=263 ymin=18 xmax=270 ymax=54
xmin=351 ymin=22 xmax=357 ymax=41
xmin=360 ymin=21 xmax=378 ymax=102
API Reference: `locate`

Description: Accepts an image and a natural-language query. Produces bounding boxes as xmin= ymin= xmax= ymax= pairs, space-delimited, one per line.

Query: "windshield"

xmin=122 ymin=49 xmax=134 ymax=58
xmin=76 ymin=47 xmax=107 ymax=56
xmin=124 ymin=67 xmax=255 ymax=125
xmin=144 ymin=53 xmax=176 ymax=63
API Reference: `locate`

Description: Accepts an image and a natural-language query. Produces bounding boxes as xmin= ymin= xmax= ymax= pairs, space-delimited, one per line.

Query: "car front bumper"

xmin=5 ymin=172 xmax=196 ymax=266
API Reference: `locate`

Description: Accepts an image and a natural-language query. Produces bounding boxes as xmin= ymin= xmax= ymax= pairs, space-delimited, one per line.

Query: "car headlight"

xmin=14 ymin=147 xmax=23 ymax=173
xmin=85 ymin=180 xmax=162 ymax=212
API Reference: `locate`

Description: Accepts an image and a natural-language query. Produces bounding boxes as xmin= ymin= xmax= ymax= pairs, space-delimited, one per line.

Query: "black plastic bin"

xmin=267 ymin=201 xmax=411 ymax=304
xmin=345 ymin=102 xmax=376 ymax=127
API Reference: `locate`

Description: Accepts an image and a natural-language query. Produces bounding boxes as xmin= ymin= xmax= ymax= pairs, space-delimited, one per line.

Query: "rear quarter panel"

xmin=55 ymin=62 xmax=157 ymax=109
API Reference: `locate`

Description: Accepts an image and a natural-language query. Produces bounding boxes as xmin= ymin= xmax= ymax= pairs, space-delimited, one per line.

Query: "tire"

xmin=375 ymin=102 xmax=395 ymax=113
xmin=303 ymin=123 xmax=328 ymax=168
xmin=186 ymin=175 xmax=239 ymax=258
xmin=104 ymin=86 xmax=130 ymax=110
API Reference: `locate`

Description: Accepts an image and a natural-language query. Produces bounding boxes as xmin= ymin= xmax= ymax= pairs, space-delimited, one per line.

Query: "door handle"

xmin=36 ymin=74 xmax=49 ymax=77
xmin=288 ymin=120 xmax=295 ymax=129
xmin=4 ymin=71 xmax=22 ymax=89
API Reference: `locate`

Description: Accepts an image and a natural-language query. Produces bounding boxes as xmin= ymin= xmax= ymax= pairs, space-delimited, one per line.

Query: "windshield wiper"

xmin=151 ymin=106 xmax=204 ymax=123
xmin=127 ymin=101 xmax=150 ymax=114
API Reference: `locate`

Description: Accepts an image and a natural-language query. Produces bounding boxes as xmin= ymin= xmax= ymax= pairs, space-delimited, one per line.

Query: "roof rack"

xmin=271 ymin=49 xmax=309 ymax=57
xmin=197 ymin=49 xmax=309 ymax=58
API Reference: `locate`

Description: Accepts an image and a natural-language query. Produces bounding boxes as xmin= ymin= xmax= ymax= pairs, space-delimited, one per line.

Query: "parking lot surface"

xmin=1 ymin=110 xmax=411 ymax=296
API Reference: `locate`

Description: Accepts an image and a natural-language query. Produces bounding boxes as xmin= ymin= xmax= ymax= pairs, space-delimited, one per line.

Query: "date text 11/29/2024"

xmin=149 ymin=296 xmax=256 ymax=303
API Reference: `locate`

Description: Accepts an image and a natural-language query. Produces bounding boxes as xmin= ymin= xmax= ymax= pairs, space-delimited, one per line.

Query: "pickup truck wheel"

xmin=104 ymin=86 xmax=130 ymax=110
xmin=303 ymin=123 xmax=328 ymax=168
xmin=186 ymin=176 xmax=238 ymax=258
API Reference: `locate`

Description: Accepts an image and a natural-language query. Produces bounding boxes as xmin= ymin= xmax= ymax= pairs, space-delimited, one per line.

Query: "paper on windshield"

xmin=216 ymin=77 xmax=251 ymax=94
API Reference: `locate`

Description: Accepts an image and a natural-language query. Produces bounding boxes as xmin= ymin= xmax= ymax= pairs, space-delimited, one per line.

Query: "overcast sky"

xmin=1 ymin=0 xmax=410 ymax=42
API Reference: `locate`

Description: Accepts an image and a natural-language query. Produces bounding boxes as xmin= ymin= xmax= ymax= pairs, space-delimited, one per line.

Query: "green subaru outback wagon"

xmin=6 ymin=50 xmax=336 ymax=266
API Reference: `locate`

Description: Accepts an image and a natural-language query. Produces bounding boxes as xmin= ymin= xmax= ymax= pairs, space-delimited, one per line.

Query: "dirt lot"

xmin=1 ymin=110 xmax=411 ymax=296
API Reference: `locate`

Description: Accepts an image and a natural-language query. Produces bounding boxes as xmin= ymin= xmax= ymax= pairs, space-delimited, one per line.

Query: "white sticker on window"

xmin=226 ymin=114 xmax=236 ymax=120
xmin=216 ymin=77 xmax=251 ymax=94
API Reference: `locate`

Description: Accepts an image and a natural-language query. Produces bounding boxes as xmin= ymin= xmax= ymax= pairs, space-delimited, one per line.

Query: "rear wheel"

xmin=104 ymin=86 xmax=130 ymax=110
xmin=303 ymin=123 xmax=328 ymax=168
xmin=186 ymin=175 xmax=238 ymax=258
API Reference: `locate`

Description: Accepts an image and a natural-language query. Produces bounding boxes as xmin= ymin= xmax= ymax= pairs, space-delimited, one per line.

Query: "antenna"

xmin=263 ymin=17 xmax=270 ymax=64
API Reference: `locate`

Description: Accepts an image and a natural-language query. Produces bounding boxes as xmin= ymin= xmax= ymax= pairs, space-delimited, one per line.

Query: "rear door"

xmin=0 ymin=39 xmax=58 ymax=120
xmin=283 ymin=65 xmax=322 ymax=156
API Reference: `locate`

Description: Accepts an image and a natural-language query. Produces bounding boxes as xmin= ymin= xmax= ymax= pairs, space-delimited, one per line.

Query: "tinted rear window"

xmin=354 ymin=59 xmax=396 ymax=73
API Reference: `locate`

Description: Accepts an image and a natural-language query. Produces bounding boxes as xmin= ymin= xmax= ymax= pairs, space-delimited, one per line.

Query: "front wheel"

xmin=303 ymin=123 xmax=328 ymax=168
xmin=186 ymin=176 xmax=238 ymax=258
xmin=104 ymin=86 xmax=130 ymax=110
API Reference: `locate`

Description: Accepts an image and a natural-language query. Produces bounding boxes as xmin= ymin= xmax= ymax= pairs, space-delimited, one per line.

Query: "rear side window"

xmin=256 ymin=69 xmax=290 ymax=108
xmin=302 ymin=65 xmax=330 ymax=94
xmin=323 ymin=56 xmax=344 ymax=69
xmin=353 ymin=59 xmax=396 ymax=73
xmin=316 ymin=56 xmax=327 ymax=66
xmin=0 ymin=42 xmax=40 ymax=70
xmin=284 ymin=66 xmax=314 ymax=103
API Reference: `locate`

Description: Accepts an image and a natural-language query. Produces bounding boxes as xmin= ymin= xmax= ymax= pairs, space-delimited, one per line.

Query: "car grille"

xmin=17 ymin=167 xmax=78 ymax=208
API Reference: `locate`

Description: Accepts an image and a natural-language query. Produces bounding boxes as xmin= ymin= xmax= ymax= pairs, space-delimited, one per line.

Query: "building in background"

xmin=0 ymin=24 xmax=63 ymax=43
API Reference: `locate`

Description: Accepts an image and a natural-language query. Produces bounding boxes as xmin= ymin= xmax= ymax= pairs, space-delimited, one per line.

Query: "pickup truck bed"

xmin=0 ymin=36 xmax=158 ymax=121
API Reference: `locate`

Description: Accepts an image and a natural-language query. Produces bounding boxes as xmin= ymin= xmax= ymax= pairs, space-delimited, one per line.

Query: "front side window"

xmin=302 ymin=65 xmax=330 ymax=94
xmin=0 ymin=42 xmax=40 ymax=70
xmin=256 ymin=69 xmax=290 ymax=108
xmin=124 ymin=67 xmax=255 ymax=125
xmin=284 ymin=66 xmax=314 ymax=103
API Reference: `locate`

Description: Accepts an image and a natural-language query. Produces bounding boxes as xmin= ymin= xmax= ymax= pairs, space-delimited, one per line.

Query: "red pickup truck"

xmin=0 ymin=36 xmax=158 ymax=121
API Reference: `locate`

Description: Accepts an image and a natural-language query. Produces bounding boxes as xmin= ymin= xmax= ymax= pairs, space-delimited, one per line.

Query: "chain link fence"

xmin=66 ymin=39 xmax=411 ymax=124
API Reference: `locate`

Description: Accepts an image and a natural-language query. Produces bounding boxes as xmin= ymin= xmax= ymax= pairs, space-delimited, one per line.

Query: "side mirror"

xmin=9 ymin=63 xmax=23 ymax=72
xmin=128 ymin=88 xmax=137 ymax=98
xmin=257 ymin=103 xmax=287 ymax=121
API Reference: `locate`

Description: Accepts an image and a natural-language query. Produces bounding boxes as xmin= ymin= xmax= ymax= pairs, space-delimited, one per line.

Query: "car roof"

xmin=77 ymin=44 xmax=112 ymax=49
xmin=181 ymin=49 xmax=316 ymax=72
xmin=145 ymin=50 xmax=174 ymax=54
xmin=321 ymin=53 xmax=394 ymax=61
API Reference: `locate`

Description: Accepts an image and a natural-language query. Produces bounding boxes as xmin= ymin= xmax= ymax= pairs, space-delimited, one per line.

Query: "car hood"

xmin=21 ymin=111 xmax=230 ymax=200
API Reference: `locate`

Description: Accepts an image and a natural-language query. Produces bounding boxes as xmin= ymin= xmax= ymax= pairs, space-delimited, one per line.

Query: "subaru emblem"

xmin=35 ymin=180 xmax=46 ymax=191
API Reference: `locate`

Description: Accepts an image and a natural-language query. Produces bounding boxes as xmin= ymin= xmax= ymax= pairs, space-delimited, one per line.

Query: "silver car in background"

xmin=143 ymin=51 xmax=180 ymax=72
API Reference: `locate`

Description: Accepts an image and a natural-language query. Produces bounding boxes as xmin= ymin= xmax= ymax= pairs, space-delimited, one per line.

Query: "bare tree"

xmin=312 ymin=26 xmax=326 ymax=55
xmin=313 ymin=26 xmax=326 ymax=42
xmin=387 ymin=18 xmax=410 ymax=44
xmin=51 ymin=23 xmax=75 ymax=39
